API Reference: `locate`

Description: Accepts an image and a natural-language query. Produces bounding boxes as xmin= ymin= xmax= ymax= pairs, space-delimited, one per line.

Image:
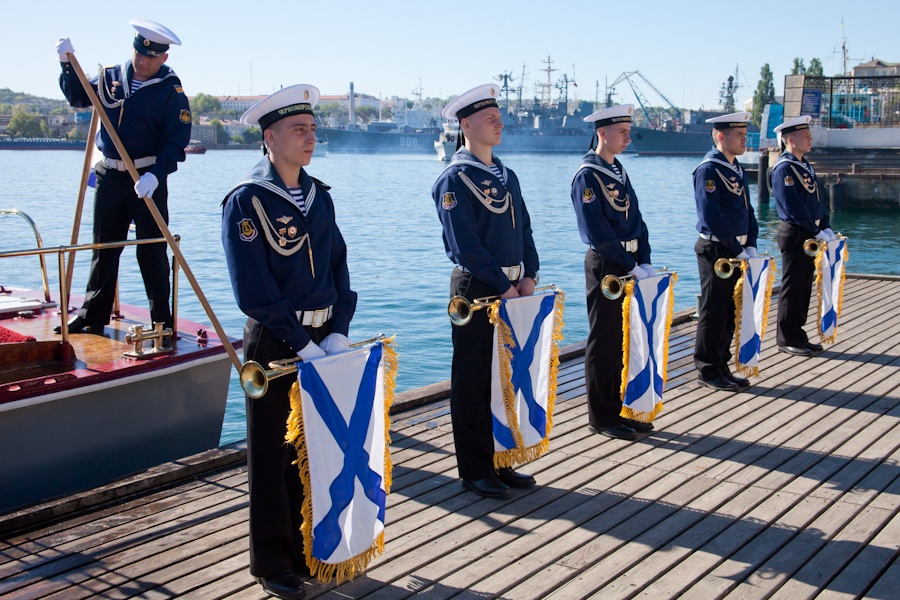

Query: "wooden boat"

xmin=0 ymin=209 xmax=238 ymax=513
xmin=184 ymin=139 xmax=207 ymax=154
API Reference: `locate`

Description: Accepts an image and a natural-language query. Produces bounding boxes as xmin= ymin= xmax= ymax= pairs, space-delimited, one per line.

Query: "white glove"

xmin=736 ymin=251 xmax=750 ymax=260
xmin=823 ymin=228 xmax=837 ymax=241
xmin=640 ymin=263 xmax=655 ymax=279
xmin=745 ymin=246 xmax=759 ymax=258
xmin=628 ymin=264 xmax=647 ymax=280
xmin=56 ymin=38 xmax=74 ymax=62
xmin=134 ymin=173 xmax=159 ymax=199
xmin=296 ymin=341 xmax=326 ymax=361
xmin=815 ymin=230 xmax=829 ymax=242
xmin=319 ymin=332 xmax=351 ymax=355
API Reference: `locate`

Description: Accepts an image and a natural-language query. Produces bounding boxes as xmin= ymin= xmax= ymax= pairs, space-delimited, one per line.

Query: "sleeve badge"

xmin=581 ymin=188 xmax=595 ymax=203
xmin=174 ymin=85 xmax=184 ymax=94
xmin=179 ymin=109 xmax=192 ymax=124
xmin=238 ymin=218 xmax=257 ymax=242
xmin=784 ymin=175 xmax=794 ymax=186
xmin=441 ymin=192 xmax=457 ymax=210
xmin=705 ymin=179 xmax=716 ymax=192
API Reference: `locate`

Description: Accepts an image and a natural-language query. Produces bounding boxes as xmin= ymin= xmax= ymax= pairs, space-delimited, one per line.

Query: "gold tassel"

xmin=286 ymin=337 xmax=399 ymax=584
xmin=733 ymin=261 xmax=751 ymax=377
xmin=618 ymin=279 xmax=634 ymax=402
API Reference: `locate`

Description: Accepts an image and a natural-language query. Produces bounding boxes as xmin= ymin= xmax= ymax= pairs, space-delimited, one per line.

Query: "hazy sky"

xmin=6 ymin=0 xmax=898 ymax=110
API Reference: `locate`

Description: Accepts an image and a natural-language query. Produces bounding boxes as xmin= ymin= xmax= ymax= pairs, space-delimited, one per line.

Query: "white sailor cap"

xmin=706 ymin=111 xmax=751 ymax=129
xmin=441 ymin=84 xmax=501 ymax=121
xmin=774 ymin=114 xmax=812 ymax=135
xmin=583 ymin=104 xmax=634 ymax=128
xmin=241 ymin=84 xmax=320 ymax=130
xmin=129 ymin=19 xmax=181 ymax=57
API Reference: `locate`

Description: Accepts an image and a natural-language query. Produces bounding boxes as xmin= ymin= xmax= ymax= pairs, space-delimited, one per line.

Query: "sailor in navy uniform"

xmin=571 ymin=104 xmax=654 ymax=441
xmin=693 ymin=112 xmax=759 ymax=392
xmin=432 ymin=84 xmax=540 ymax=499
xmin=772 ymin=115 xmax=834 ymax=357
xmin=222 ymin=85 xmax=356 ymax=600
xmin=55 ymin=20 xmax=191 ymax=334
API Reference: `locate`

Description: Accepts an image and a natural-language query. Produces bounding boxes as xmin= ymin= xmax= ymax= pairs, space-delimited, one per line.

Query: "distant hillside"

xmin=0 ymin=88 xmax=69 ymax=112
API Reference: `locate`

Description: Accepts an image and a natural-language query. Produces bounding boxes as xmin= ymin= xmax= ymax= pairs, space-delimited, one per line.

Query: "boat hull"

xmin=0 ymin=351 xmax=232 ymax=512
xmin=629 ymin=127 xmax=713 ymax=156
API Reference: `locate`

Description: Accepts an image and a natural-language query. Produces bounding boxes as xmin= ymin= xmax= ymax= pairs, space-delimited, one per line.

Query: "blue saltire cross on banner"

xmin=734 ymin=257 xmax=776 ymax=377
xmin=816 ymin=237 xmax=848 ymax=344
xmin=489 ymin=289 xmax=564 ymax=468
xmin=286 ymin=337 xmax=398 ymax=583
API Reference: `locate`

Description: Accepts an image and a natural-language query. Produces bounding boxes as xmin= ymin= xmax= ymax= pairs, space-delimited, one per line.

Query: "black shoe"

xmin=805 ymin=341 xmax=824 ymax=352
xmin=622 ymin=418 xmax=654 ymax=433
xmin=724 ymin=373 xmax=751 ymax=389
xmin=496 ymin=467 xmax=536 ymax=488
xmin=698 ymin=376 xmax=740 ymax=392
xmin=778 ymin=345 xmax=811 ymax=357
xmin=588 ymin=423 xmax=638 ymax=441
xmin=53 ymin=316 xmax=105 ymax=335
xmin=462 ymin=477 xmax=511 ymax=499
xmin=256 ymin=571 xmax=306 ymax=600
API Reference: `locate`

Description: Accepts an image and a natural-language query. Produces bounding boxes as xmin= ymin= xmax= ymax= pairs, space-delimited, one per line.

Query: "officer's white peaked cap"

xmin=441 ymin=84 xmax=501 ymax=121
xmin=241 ymin=84 xmax=320 ymax=130
xmin=129 ymin=19 xmax=181 ymax=56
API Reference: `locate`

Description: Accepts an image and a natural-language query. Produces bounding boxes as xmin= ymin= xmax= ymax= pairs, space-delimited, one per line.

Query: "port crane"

xmin=608 ymin=70 xmax=681 ymax=129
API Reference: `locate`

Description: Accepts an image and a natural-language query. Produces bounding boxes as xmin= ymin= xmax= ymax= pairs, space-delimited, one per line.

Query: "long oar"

xmin=65 ymin=109 xmax=99 ymax=299
xmin=65 ymin=51 xmax=241 ymax=370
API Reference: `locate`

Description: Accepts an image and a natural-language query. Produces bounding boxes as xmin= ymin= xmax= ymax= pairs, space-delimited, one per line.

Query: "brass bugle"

xmin=803 ymin=238 xmax=821 ymax=257
xmin=600 ymin=274 xmax=635 ymax=300
xmin=714 ymin=258 xmax=744 ymax=279
xmin=240 ymin=334 xmax=386 ymax=399
xmin=448 ymin=284 xmax=558 ymax=326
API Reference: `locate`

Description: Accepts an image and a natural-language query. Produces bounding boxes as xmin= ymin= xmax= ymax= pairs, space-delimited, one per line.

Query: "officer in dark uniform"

xmin=571 ymin=104 xmax=654 ymax=441
xmin=772 ymin=115 xmax=834 ymax=357
xmin=55 ymin=20 xmax=191 ymax=334
xmin=693 ymin=112 xmax=759 ymax=392
xmin=222 ymin=84 xmax=357 ymax=600
xmin=432 ymin=83 xmax=540 ymax=499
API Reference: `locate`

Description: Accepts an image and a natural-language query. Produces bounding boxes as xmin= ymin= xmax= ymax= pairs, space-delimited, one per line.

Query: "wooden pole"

xmin=65 ymin=109 xmax=99 ymax=299
xmin=65 ymin=52 xmax=241 ymax=370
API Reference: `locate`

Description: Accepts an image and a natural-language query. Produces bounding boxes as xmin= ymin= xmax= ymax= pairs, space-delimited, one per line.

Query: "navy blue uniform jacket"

xmin=771 ymin=151 xmax=830 ymax=235
xmin=693 ymin=148 xmax=759 ymax=256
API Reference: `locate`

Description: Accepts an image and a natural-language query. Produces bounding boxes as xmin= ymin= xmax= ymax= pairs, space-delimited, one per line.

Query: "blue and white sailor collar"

xmin=97 ymin=61 xmax=180 ymax=108
xmin=693 ymin=148 xmax=743 ymax=177
xmin=228 ymin=157 xmax=317 ymax=213
xmin=774 ymin=151 xmax=815 ymax=176
xmin=447 ymin=147 xmax=508 ymax=186
xmin=574 ymin=150 xmax=628 ymax=186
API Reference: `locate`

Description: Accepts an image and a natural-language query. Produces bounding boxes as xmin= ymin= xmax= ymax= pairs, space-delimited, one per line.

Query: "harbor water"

xmin=2 ymin=149 xmax=898 ymax=444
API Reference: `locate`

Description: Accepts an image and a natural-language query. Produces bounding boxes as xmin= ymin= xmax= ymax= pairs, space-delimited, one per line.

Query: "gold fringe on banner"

xmin=733 ymin=259 xmax=776 ymax=378
xmin=489 ymin=292 xmax=565 ymax=469
xmin=285 ymin=337 xmax=398 ymax=584
xmin=620 ymin=274 xmax=674 ymax=424
xmin=816 ymin=242 xmax=849 ymax=344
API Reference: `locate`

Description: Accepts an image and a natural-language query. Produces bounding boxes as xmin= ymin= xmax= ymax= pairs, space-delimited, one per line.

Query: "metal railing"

xmin=788 ymin=75 xmax=900 ymax=129
xmin=0 ymin=208 xmax=180 ymax=346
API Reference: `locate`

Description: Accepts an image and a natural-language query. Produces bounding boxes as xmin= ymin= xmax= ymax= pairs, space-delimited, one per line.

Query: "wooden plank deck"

xmin=2 ymin=273 xmax=899 ymax=599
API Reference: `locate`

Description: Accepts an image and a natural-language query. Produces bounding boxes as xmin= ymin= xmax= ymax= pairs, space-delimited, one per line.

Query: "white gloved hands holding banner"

xmin=823 ymin=228 xmax=837 ymax=241
xmin=745 ymin=246 xmax=759 ymax=258
xmin=134 ymin=173 xmax=159 ymax=199
xmin=815 ymin=229 xmax=830 ymax=242
xmin=736 ymin=251 xmax=750 ymax=260
xmin=640 ymin=263 xmax=655 ymax=279
xmin=320 ymin=332 xmax=351 ymax=355
xmin=56 ymin=38 xmax=74 ymax=62
xmin=629 ymin=264 xmax=647 ymax=280
xmin=297 ymin=341 xmax=326 ymax=361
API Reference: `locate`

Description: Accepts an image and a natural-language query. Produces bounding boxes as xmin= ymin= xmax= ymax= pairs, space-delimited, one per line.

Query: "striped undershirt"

xmin=287 ymin=187 xmax=307 ymax=216
xmin=488 ymin=164 xmax=505 ymax=185
xmin=131 ymin=79 xmax=145 ymax=93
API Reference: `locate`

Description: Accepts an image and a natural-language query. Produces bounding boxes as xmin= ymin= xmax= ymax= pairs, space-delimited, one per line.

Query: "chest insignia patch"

xmin=238 ymin=218 xmax=257 ymax=242
xmin=288 ymin=226 xmax=298 ymax=237
xmin=582 ymin=188 xmax=595 ymax=203
xmin=705 ymin=179 xmax=716 ymax=192
xmin=784 ymin=175 xmax=795 ymax=186
xmin=276 ymin=215 xmax=292 ymax=224
xmin=442 ymin=192 xmax=457 ymax=210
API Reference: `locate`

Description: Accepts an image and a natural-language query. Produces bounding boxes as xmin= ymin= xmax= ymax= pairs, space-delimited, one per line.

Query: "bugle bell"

xmin=714 ymin=258 xmax=744 ymax=279
xmin=803 ymin=238 xmax=821 ymax=257
xmin=447 ymin=284 xmax=559 ymax=326
xmin=600 ymin=274 xmax=634 ymax=300
xmin=239 ymin=333 xmax=386 ymax=399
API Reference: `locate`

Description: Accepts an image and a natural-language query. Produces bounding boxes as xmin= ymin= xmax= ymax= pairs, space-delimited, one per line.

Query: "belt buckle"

xmin=507 ymin=265 xmax=521 ymax=281
xmin=311 ymin=309 xmax=326 ymax=328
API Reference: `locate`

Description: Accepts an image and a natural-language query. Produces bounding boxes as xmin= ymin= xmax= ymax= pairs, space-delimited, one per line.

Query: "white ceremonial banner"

xmin=286 ymin=338 xmax=397 ymax=583
xmin=817 ymin=237 xmax=848 ymax=343
xmin=489 ymin=290 xmax=564 ymax=468
xmin=621 ymin=272 xmax=676 ymax=423
xmin=734 ymin=257 xmax=776 ymax=377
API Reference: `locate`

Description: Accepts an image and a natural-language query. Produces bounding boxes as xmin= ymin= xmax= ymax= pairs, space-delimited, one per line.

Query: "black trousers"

xmin=244 ymin=318 xmax=331 ymax=577
xmin=777 ymin=221 xmax=816 ymax=347
xmin=693 ymin=237 xmax=741 ymax=380
xmin=584 ymin=249 xmax=634 ymax=427
xmin=449 ymin=269 xmax=504 ymax=481
xmin=77 ymin=165 xmax=172 ymax=327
